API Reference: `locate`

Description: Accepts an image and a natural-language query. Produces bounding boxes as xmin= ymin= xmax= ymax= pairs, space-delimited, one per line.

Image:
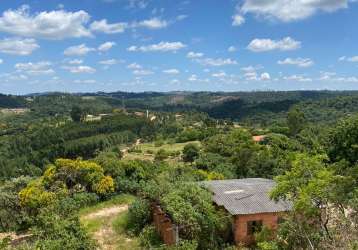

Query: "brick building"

xmin=203 ymin=178 xmax=292 ymax=246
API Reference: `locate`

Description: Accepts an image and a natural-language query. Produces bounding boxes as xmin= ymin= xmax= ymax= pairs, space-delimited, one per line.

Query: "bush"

xmin=57 ymin=193 xmax=99 ymax=215
xmin=162 ymin=240 xmax=198 ymax=250
xmin=116 ymin=177 xmax=142 ymax=194
xmin=0 ymin=177 xmax=33 ymax=232
xmin=182 ymin=143 xmax=200 ymax=162
xmin=155 ymin=149 xmax=169 ymax=161
xmin=33 ymin=210 xmax=96 ymax=250
xmin=127 ymin=198 xmax=151 ymax=235
xmin=139 ymin=225 xmax=162 ymax=248
xmin=146 ymin=149 xmax=154 ymax=154
xmin=154 ymin=140 xmax=164 ymax=147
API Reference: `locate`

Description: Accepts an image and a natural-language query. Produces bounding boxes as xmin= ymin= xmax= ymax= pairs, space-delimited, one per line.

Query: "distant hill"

xmin=0 ymin=94 xmax=27 ymax=108
xmin=5 ymin=90 xmax=358 ymax=125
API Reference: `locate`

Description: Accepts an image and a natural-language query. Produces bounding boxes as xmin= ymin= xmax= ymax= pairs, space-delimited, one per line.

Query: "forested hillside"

xmin=1 ymin=91 xmax=358 ymax=249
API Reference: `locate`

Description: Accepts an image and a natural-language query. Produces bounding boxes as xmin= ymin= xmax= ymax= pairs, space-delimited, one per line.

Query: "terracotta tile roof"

xmin=253 ymin=135 xmax=266 ymax=142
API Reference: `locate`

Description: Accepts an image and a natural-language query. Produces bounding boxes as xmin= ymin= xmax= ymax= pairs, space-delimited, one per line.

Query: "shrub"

xmin=33 ymin=211 xmax=96 ymax=250
xmin=127 ymin=198 xmax=151 ymax=235
xmin=146 ymin=149 xmax=154 ymax=154
xmin=19 ymin=179 xmax=56 ymax=210
xmin=182 ymin=143 xmax=200 ymax=162
xmin=139 ymin=225 xmax=162 ymax=248
xmin=0 ymin=177 xmax=33 ymax=232
xmin=162 ymin=240 xmax=198 ymax=250
xmin=154 ymin=140 xmax=164 ymax=147
xmin=155 ymin=149 xmax=169 ymax=161
xmin=93 ymin=176 xmax=115 ymax=195
xmin=56 ymin=193 xmax=99 ymax=216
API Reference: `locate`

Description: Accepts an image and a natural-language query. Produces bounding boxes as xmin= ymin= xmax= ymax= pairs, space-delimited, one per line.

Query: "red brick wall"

xmin=152 ymin=204 xmax=177 ymax=245
xmin=234 ymin=212 xmax=281 ymax=246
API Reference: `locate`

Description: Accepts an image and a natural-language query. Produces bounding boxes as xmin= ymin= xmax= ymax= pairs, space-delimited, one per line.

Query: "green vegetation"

xmin=1 ymin=91 xmax=358 ymax=249
xmin=79 ymin=194 xmax=140 ymax=250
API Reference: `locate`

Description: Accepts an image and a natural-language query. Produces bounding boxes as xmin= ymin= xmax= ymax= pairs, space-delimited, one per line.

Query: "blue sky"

xmin=0 ymin=0 xmax=358 ymax=94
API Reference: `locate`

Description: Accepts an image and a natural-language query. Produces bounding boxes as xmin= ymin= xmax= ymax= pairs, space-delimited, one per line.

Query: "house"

xmin=253 ymin=135 xmax=267 ymax=143
xmin=202 ymin=178 xmax=292 ymax=246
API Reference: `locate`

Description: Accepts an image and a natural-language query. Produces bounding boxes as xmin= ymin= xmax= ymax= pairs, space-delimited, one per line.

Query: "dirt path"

xmin=84 ymin=205 xmax=129 ymax=250
xmin=121 ymin=139 xmax=142 ymax=157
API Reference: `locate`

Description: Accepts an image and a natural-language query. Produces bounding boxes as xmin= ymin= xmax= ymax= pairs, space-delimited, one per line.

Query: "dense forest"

xmin=1 ymin=91 xmax=358 ymax=249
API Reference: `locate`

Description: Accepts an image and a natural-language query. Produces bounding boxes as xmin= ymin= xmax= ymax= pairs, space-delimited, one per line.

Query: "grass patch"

xmin=139 ymin=141 xmax=200 ymax=152
xmin=81 ymin=217 xmax=104 ymax=234
xmin=124 ymin=141 xmax=201 ymax=162
xmin=79 ymin=193 xmax=141 ymax=250
xmin=112 ymin=211 xmax=141 ymax=250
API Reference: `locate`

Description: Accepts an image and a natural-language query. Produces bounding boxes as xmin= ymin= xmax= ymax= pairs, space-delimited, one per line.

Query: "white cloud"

xmin=0 ymin=59 xmax=3 ymax=64
xmin=232 ymin=14 xmax=245 ymax=26
xmin=334 ymin=76 xmax=358 ymax=83
xmin=127 ymin=63 xmax=142 ymax=69
xmin=132 ymin=69 xmax=154 ymax=75
xmin=170 ymin=79 xmax=180 ymax=84
xmin=244 ymin=71 xmax=258 ymax=80
xmin=188 ymin=74 xmax=210 ymax=83
xmin=194 ymin=57 xmax=238 ymax=67
xmin=277 ymin=57 xmax=314 ymax=67
xmin=248 ymin=37 xmax=301 ymax=52
xmin=187 ymin=51 xmax=204 ymax=58
xmin=318 ymin=71 xmax=336 ymax=80
xmin=338 ymin=56 xmax=358 ymax=62
xmin=133 ymin=17 xmax=168 ymax=29
xmin=188 ymin=74 xmax=198 ymax=81
xmin=64 ymin=44 xmax=96 ymax=56
xmin=176 ymin=15 xmax=188 ymax=21
xmin=318 ymin=72 xmax=358 ymax=83
xmin=99 ymin=59 xmax=119 ymax=65
xmin=163 ymin=69 xmax=180 ymax=74
xmin=15 ymin=61 xmax=54 ymax=75
xmin=212 ymin=71 xmax=227 ymax=78
xmin=73 ymin=79 xmax=96 ymax=84
xmin=241 ymin=65 xmax=268 ymax=81
xmin=90 ymin=19 xmax=127 ymax=34
xmin=0 ymin=5 xmax=91 ymax=39
xmin=0 ymin=37 xmax=39 ymax=55
xmin=98 ymin=41 xmax=116 ymax=52
xmin=0 ymin=73 xmax=28 ymax=81
xmin=346 ymin=56 xmax=358 ymax=62
xmin=63 ymin=65 xmax=96 ymax=73
xmin=127 ymin=41 xmax=186 ymax=52
xmin=68 ymin=59 xmax=83 ymax=65
xmin=283 ymin=74 xmax=312 ymax=82
xmin=127 ymin=0 xmax=149 ymax=9
xmin=260 ymin=72 xmax=271 ymax=80
xmin=228 ymin=46 xmax=237 ymax=52
xmin=240 ymin=0 xmax=349 ymax=22
xmin=241 ymin=65 xmax=259 ymax=72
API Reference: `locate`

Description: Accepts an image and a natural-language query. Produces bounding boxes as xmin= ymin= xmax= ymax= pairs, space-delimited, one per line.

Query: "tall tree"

xmin=287 ymin=107 xmax=307 ymax=136
xmin=70 ymin=105 xmax=84 ymax=122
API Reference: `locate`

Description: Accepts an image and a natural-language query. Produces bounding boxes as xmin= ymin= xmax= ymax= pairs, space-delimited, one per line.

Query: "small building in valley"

xmin=253 ymin=135 xmax=267 ymax=143
xmin=203 ymin=178 xmax=292 ymax=246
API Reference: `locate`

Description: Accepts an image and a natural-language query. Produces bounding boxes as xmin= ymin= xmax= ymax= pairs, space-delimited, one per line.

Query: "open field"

xmin=123 ymin=140 xmax=201 ymax=162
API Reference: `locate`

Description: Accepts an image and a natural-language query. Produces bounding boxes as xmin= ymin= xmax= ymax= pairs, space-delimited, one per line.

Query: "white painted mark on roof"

xmin=224 ymin=189 xmax=244 ymax=194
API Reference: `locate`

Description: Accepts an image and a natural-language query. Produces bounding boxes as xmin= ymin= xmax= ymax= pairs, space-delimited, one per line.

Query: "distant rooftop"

xmin=202 ymin=178 xmax=292 ymax=215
